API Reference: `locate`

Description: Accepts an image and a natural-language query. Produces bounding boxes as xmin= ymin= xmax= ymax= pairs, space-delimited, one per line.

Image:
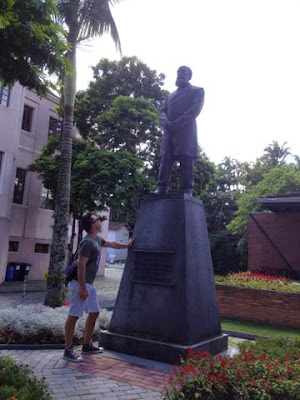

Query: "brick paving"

xmin=67 ymin=353 xmax=171 ymax=393
xmin=1 ymin=349 xmax=167 ymax=399
xmin=0 ymin=267 xmax=170 ymax=399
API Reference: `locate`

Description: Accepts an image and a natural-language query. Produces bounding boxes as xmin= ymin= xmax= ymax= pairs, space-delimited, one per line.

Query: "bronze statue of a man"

xmin=154 ymin=66 xmax=205 ymax=196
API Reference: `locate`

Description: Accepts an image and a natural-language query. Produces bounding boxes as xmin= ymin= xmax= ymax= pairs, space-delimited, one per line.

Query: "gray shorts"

xmin=68 ymin=280 xmax=100 ymax=317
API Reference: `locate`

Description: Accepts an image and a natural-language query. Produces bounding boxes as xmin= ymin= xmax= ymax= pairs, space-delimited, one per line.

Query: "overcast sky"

xmin=76 ymin=0 xmax=300 ymax=164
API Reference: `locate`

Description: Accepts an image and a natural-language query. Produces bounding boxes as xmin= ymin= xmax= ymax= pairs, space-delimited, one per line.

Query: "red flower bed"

xmin=163 ymin=338 xmax=300 ymax=399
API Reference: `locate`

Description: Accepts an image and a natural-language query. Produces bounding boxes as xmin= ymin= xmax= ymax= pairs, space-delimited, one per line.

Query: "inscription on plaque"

xmin=132 ymin=249 xmax=174 ymax=286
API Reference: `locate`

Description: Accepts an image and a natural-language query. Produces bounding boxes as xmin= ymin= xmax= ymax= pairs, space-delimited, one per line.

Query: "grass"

xmin=221 ymin=318 xmax=300 ymax=339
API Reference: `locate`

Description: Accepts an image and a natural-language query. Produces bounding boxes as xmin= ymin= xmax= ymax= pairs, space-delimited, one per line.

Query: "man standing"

xmin=154 ymin=66 xmax=205 ymax=196
xmin=64 ymin=213 xmax=133 ymax=362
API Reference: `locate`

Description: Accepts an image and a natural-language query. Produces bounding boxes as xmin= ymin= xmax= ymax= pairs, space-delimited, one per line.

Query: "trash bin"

xmin=5 ymin=263 xmax=15 ymax=281
xmin=19 ymin=263 xmax=31 ymax=281
xmin=14 ymin=264 xmax=21 ymax=281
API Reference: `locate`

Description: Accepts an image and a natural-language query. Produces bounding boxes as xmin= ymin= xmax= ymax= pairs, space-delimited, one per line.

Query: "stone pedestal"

xmin=100 ymin=194 xmax=227 ymax=364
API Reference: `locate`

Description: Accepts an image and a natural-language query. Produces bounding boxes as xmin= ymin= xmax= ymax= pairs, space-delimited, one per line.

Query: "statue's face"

xmin=176 ymin=67 xmax=190 ymax=88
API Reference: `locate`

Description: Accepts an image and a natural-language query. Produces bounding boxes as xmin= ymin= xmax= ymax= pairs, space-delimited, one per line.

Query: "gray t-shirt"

xmin=78 ymin=235 xmax=105 ymax=284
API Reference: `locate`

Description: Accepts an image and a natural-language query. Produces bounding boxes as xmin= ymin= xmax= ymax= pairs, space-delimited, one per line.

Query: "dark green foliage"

xmin=227 ymin=165 xmax=300 ymax=238
xmin=0 ymin=355 xmax=51 ymax=399
xmin=29 ymin=136 xmax=153 ymax=223
xmin=75 ymin=56 xmax=168 ymax=139
xmin=73 ymin=56 xmax=168 ymax=221
xmin=0 ymin=0 xmax=68 ymax=95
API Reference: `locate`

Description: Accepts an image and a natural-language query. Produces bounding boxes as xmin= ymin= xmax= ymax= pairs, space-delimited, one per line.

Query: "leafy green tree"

xmin=29 ymin=136 xmax=151 ymax=252
xmin=201 ymin=159 xmax=243 ymax=274
xmin=73 ymin=56 xmax=168 ymax=223
xmin=0 ymin=0 xmax=68 ymax=95
xmin=91 ymin=95 xmax=159 ymax=159
xmin=46 ymin=0 xmax=121 ymax=307
xmin=75 ymin=56 xmax=168 ymax=139
xmin=227 ymin=165 xmax=300 ymax=238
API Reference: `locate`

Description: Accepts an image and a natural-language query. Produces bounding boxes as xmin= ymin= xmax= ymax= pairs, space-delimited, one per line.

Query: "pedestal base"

xmin=100 ymin=194 xmax=228 ymax=363
xmin=100 ymin=330 xmax=228 ymax=365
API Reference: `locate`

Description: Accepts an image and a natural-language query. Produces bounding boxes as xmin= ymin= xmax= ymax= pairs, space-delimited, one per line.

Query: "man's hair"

xmin=81 ymin=213 xmax=94 ymax=233
xmin=178 ymin=66 xmax=192 ymax=80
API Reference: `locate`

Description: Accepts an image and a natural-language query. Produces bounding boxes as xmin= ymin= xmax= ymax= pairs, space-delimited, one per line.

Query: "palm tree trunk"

xmin=45 ymin=46 xmax=77 ymax=307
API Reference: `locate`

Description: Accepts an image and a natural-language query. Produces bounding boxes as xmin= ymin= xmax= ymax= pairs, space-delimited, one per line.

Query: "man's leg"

xmin=65 ymin=315 xmax=79 ymax=349
xmin=81 ymin=285 xmax=103 ymax=353
xmin=156 ymin=153 xmax=173 ymax=193
xmin=64 ymin=280 xmax=85 ymax=362
xmin=83 ymin=312 xmax=99 ymax=345
xmin=180 ymin=157 xmax=194 ymax=195
xmin=64 ymin=315 xmax=84 ymax=362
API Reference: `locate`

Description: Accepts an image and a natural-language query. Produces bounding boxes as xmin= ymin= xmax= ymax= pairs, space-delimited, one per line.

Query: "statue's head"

xmin=176 ymin=66 xmax=192 ymax=88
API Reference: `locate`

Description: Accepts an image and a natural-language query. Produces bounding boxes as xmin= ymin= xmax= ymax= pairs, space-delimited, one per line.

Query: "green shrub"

xmin=238 ymin=336 xmax=300 ymax=358
xmin=0 ymin=355 xmax=51 ymax=400
xmin=163 ymin=337 xmax=300 ymax=399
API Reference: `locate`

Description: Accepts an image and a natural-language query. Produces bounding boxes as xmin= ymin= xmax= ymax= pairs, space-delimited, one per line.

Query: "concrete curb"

xmin=0 ymin=343 xmax=65 ymax=350
xmin=0 ymin=331 xmax=261 ymax=351
xmin=222 ymin=329 xmax=261 ymax=340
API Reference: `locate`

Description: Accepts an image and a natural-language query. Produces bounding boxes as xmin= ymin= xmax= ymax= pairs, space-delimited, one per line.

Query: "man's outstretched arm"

xmin=103 ymin=238 xmax=133 ymax=249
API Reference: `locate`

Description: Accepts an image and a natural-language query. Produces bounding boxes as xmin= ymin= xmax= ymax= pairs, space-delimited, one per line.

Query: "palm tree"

xmin=45 ymin=0 xmax=121 ymax=307
xmin=262 ymin=141 xmax=291 ymax=168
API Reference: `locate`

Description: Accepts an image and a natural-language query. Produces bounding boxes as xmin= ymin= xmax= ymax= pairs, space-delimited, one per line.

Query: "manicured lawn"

xmin=221 ymin=318 xmax=300 ymax=339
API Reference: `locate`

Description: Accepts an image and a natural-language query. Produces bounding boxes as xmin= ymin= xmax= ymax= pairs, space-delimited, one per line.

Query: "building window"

xmin=22 ymin=105 xmax=34 ymax=132
xmin=34 ymin=243 xmax=49 ymax=254
xmin=0 ymin=83 xmax=10 ymax=107
xmin=48 ymin=117 xmax=62 ymax=136
xmin=40 ymin=186 xmax=54 ymax=210
xmin=9 ymin=241 xmax=19 ymax=252
xmin=13 ymin=168 xmax=26 ymax=204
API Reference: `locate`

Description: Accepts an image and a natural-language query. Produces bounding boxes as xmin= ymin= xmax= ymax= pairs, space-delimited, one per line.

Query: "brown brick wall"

xmin=248 ymin=212 xmax=300 ymax=273
xmin=216 ymin=284 xmax=300 ymax=329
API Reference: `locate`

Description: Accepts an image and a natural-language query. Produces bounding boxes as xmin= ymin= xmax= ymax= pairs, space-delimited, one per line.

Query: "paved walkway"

xmin=0 ymin=266 xmax=170 ymax=399
xmin=1 ymin=348 xmax=168 ymax=399
xmin=0 ymin=266 xmax=238 ymax=399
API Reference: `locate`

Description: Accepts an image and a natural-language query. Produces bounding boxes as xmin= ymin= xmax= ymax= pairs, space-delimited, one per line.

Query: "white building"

xmin=0 ymin=82 xmax=108 ymax=283
xmin=106 ymin=222 xmax=129 ymax=263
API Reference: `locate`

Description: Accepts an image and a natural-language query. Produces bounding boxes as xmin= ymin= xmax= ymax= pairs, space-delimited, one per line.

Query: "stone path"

xmin=0 ymin=266 xmax=170 ymax=399
xmin=1 ymin=348 xmax=166 ymax=399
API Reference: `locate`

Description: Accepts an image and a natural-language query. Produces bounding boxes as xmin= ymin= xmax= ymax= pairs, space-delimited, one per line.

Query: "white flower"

xmin=0 ymin=305 xmax=112 ymax=342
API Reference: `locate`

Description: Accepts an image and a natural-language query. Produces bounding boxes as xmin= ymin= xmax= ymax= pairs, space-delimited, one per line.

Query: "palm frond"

xmin=77 ymin=0 xmax=121 ymax=52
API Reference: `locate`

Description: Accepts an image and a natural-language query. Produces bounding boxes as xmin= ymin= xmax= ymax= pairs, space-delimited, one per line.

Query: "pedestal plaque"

xmin=100 ymin=194 xmax=228 ymax=364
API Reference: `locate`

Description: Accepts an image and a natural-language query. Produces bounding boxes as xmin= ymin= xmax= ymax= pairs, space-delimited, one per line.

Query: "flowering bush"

xmin=0 ymin=305 xmax=112 ymax=345
xmin=163 ymin=337 xmax=300 ymax=400
xmin=215 ymin=272 xmax=300 ymax=293
xmin=0 ymin=355 xmax=51 ymax=399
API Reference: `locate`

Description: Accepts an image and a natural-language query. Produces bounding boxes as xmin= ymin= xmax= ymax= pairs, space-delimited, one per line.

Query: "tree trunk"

xmin=45 ymin=104 xmax=73 ymax=306
xmin=45 ymin=44 xmax=77 ymax=307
